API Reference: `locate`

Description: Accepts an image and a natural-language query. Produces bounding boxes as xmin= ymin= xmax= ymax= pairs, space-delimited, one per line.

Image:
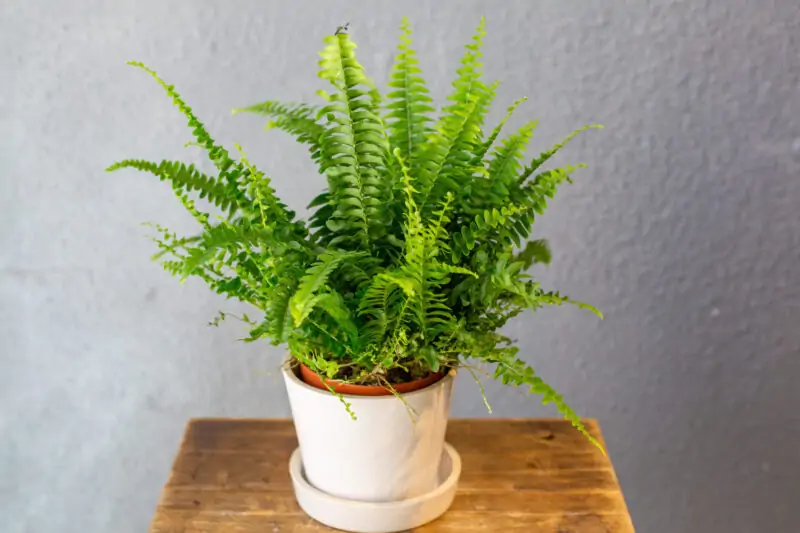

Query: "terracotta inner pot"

xmin=299 ymin=363 xmax=445 ymax=396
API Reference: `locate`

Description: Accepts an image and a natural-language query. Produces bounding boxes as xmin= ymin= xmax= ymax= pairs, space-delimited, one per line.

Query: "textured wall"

xmin=2 ymin=1 xmax=799 ymax=532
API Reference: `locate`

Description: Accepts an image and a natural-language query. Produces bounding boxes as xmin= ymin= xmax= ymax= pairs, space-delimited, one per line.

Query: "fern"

xmin=492 ymin=352 xmax=603 ymax=450
xmin=317 ymin=32 xmax=391 ymax=249
xmin=418 ymin=18 xmax=493 ymax=211
xmin=472 ymin=97 xmax=527 ymax=165
xmin=106 ymin=160 xmax=235 ymax=215
xmin=519 ymin=124 xmax=603 ymax=184
xmin=386 ymin=17 xmax=434 ymax=174
xmin=233 ymin=101 xmax=324 ymax=163
xmin=516 ymin=238 xmax=552 ymax=269
xmin=110 ymin=19 xmax=605 ymax=447
xmin=290 ymin=250 xmax=364 ymax=325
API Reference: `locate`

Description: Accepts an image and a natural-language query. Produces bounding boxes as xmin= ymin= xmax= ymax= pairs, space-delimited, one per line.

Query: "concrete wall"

xmin=2 ymin=1 xmax=799 ymax=532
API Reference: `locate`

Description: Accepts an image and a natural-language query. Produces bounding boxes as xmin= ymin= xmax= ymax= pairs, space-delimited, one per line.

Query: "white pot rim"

xmin=282 ymin=362 xmax=455 ymax=401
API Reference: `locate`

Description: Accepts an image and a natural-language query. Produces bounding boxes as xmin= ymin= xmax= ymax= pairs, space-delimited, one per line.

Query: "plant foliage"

xmin=109 ymin=18 xmax=604 ymax=449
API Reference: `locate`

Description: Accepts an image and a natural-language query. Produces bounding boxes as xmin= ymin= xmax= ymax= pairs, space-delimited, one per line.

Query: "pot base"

xmin=288 ymin=443 xmax=461 ymax=533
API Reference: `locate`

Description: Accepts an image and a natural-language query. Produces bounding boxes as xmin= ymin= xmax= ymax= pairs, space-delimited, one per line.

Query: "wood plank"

xmin=150 ymin=418 xmax=635 ymax=532
xmin=181 ymin=419 xmax=605 ymax=454
xmin=150 ymin=509 xmax=633 ymax=533
xmin=157 ymin=489 xmax=626 ymax=515
xmin=166 ymin=451 xmax=612 ymax=491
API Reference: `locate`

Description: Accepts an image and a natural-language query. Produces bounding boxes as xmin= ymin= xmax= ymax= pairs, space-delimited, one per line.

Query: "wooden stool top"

xmin=149 ymin=419 xmax=634 ymax=532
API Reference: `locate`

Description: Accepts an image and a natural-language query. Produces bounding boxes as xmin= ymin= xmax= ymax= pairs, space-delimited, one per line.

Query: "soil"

xmin=325 ymin=361 xmax=439 ymax=386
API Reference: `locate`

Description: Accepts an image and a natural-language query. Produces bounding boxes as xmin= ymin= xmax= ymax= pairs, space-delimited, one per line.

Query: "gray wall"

xmin=2 ymin=1 xmax=799 ymax=532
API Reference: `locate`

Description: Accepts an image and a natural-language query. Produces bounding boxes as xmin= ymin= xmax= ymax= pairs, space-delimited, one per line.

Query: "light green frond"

xmin=126 ymin=62 xmax=236 ymax=173
xmin=472 ymin=96 xmax=528 ymax=165
xmin=417 ymin=18 xmax=492 ymax=211
xmin=106 ymin=159 xmax=235 ymax=216
xmin=386 ymin=18 xmax=434 ymax=172
xmin=436 ymin=263 xmax=478 ymax=278
xmin=233 ymin=101 xmax=324 ymax=163
xmin=537 ymin=290 xmax=604 ymax=319
xmin=451 ymin=205 xmax=524 ymax=257
xmin=419 ymin=81 xmax=498 ymax=211
xmin=178 ymin=221 xmax=271 ymax=279
xmin=487 ymin=120 xmax=537 ymax=188
xmin=518 ymin=124 xmax=602 ymax=184
xmin=445 ymin=17 xmax=487 ymax=111
xmin=494 ymin=356 xmax=604 ymax=452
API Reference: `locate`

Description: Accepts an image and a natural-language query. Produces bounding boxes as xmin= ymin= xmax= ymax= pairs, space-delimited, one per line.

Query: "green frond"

xmin=178 ymin=221 xmax=271 ymax=279
xmin=499 ymin=164 xmax=587 ymax=244
xmin=437 ymin=263 xmax=478 ymax=278
xmin=106 ymin=159 xmax=235 ymax=217
xmin=537 ymin=290 xmax=604 ymax=319
xmin=309 ymin=291 xmax=360 ymax=347
xmin=416 ymin=18 xmax=493 ymax=211
xmin=233 ymin=101 xmax=324 ymax=163
xmin=266 ymin=281 xmax=296 ymax=344
xmin=515 ymin=239 xmax=552 ymax=269
xmin=419 ymin=80 xmax=498 ymax=212
xmin=494 ymin=355 xmax=604 ymax=453
xmin=126 ymin=62 xmax=236 ymax=173
xmin=464 ymin=119 xmax=538 ymax=214
xmin=386 ymin=17 xmax=434 ymax=172
xmin=316 ymin=33 xmax=392 ymax=248
xmin=471 ymin=96 xmax=528 ymax=165
xmin=487 ymin=121 xmax=537 ymax=188
xmin=234 ymin=143 xmax=297 ymax=227
xmin=451 ymin=205 xmax=524 ymax=257
xmin=445 ymin=17 xmax=487 ymax=110
xmin=290 ymin=250 xmax=365 ymax=325
xmin=123 ymin=62 xmax=303 ymax=228
xmin=518 ymin=124 xmax=602 ymax=184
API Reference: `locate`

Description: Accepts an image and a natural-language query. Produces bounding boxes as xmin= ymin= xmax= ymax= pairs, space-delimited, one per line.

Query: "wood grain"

xmin=149 ymin=419 xmax=634 ymax=532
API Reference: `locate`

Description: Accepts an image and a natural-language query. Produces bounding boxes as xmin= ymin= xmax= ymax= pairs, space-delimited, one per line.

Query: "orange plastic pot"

xmin=299 ymin=363 xmax=445 ymax=396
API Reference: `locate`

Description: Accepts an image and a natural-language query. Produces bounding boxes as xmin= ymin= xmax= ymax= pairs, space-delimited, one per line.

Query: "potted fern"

xmin=109 ymin=18 xmax=602 ymax=532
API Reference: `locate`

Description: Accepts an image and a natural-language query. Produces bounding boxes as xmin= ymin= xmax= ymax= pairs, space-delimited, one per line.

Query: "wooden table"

xmin=149 ymin=419 xmax=634 ymax=532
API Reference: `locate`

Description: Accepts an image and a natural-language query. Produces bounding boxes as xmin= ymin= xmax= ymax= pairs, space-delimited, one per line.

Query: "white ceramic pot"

xmin=282 ymin=364 xmax=454 ymax=502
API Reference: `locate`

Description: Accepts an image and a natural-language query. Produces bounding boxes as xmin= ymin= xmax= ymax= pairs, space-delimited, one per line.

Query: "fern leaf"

xmin=126 ymin=62 xmax=236 ymax=173
xmin=494 ymin=356 xmax=604 ymax=452
xmin=290 ymin=250 xmax=365 ymax=325
xmin=486 ymin=121 xmax=537 ymax=189
xmin=471 ymin=96 xmax=527 ymax=165
xmin=317 ymin=33 xmax=391 ymax=248
xmin=420 ymin=81 xmax=498 ymax=212
xmin=436 ymin=263 xmax=478 ymax=278
xmin=386 ymin=17 xmax=434 ymax=173
xmin=516 ymin=239 xmax=551 ymax=269
xmin=314 ymin=291 xmax=360 ymax=346
xmin=178 ymin=222 xmax=271 ymax=278
xmin=537 ymin=290 xmax=604 ymax=319
xmin=518 ymin=124 xmax=602 ymax=184
xmin=233 ymin=101 xmax=324 ymax=162
xmin=266 ymin=282 xmax=296 ymax=344
xmin=451 ymin=205 xmax=523 ymax=257
xmin=417 ymin=19 xmax=496 ymax=210
xmin=464 ymin=119 xmax=538 ymax=214
xmin=106 ymin=159 xmax=236 ymax=216
xmin=500 ymin=164 xmax=587 ymax=244
xmin=445 ymin=17 xmax=487 ymax=113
